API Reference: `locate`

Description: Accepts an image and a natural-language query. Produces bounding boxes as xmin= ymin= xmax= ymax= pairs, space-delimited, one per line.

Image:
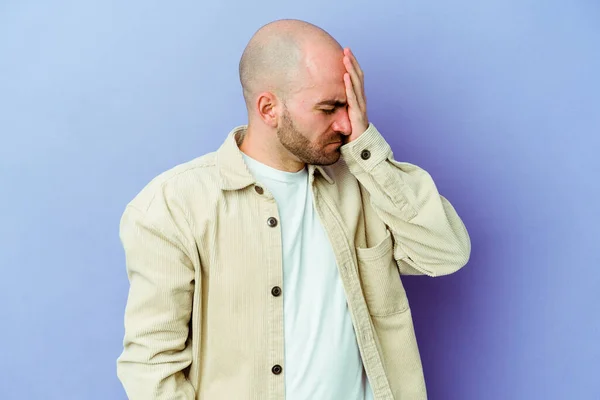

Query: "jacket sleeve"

xmin=341 ymin=123 xmax=471 ymax=277
xmin=116 ymin=200 xmax=196 ymax=399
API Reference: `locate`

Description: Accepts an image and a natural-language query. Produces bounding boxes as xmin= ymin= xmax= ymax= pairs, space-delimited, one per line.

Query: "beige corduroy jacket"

xmin=116 ymin=123 xmax=471 ymax=399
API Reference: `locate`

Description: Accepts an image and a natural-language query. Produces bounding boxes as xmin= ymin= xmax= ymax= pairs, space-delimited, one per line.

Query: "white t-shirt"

xmin=242 ymin=152 xmax=374 ymax=400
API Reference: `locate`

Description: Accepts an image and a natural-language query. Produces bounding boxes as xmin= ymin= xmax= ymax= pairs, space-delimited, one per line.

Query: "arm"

xmin=116 ymin=200 xmax=196 ymax=399
xmin=340 ymin=47 xmax=470 ymax=276
xmin=341 ymin=123 xmax=471 ymax=276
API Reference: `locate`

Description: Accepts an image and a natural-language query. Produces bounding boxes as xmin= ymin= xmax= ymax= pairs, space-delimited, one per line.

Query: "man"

xmin=117 ymin=19 xmax=471 ymax=400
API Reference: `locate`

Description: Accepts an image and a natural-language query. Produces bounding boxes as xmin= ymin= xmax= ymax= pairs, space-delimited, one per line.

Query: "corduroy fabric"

xmin=116 ymin=123 xmax=471 ymax=399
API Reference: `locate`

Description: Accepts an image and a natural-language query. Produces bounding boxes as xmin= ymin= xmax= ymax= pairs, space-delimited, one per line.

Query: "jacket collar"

xmin=216 ymin=125 xmax=335 ymax=191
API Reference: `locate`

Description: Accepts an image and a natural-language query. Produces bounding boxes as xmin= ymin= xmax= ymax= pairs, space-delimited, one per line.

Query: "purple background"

xmin=1 ymin=1 xmax=599 ymax=399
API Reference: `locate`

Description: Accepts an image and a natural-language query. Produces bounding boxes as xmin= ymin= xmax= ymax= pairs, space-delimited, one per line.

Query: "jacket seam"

xmin=136 ymin=161 xmax=216 ymax=214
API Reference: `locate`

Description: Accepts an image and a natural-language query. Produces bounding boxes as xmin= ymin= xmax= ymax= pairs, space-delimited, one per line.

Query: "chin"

xmin=314 ymin=152 xmax=341 ymax=166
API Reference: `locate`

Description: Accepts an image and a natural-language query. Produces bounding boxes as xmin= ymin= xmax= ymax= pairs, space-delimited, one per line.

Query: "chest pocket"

xmin=356 ymin=230 xmax=409 ymax=317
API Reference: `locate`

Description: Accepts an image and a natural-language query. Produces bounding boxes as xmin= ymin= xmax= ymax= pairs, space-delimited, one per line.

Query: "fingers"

xmin=345 ymin=48 xmax=364 ymax=80
xmin=343 ymin=48 xmax=366 ymax=111
xmin=344 ymin=72 xmax=358 ymax=108
xmin=344 ymin=71 xmax=368 ymax=139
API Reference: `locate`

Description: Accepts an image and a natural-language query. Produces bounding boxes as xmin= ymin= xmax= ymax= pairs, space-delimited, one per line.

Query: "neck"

xmin=239 ymin=123 xmax=305 ymax=173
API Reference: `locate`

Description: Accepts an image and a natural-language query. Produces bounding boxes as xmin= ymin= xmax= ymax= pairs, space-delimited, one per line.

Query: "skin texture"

xmin=238 ymin=19 xmax=369 ymax=172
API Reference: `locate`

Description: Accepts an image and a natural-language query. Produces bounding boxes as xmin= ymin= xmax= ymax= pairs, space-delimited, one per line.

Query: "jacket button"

xmin=271 ymin=286 xmax=282 ymax=297
xmin=272 ymin=364 xmax=282 ymax=375
xmin=361 ymin=149 xmax=371 ymax=160
xmin=267 ymin=217 xmax=278 ymax=227
xmin=254 ymin=186 xmax=264 ymax=195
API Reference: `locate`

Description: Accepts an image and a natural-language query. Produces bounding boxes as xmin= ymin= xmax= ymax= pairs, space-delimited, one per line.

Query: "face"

xmin=276 ymin=105 xmax=344 ymax=165
xmin=275 ymin=46 xmax=352 ymax=166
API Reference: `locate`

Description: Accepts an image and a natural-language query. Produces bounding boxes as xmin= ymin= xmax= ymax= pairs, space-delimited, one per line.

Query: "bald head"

xmin=239 ymin=19 xmax=342 ymax=111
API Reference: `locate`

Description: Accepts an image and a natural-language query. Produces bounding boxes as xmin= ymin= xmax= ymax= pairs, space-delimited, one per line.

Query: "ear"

xmin=255 ymin=91 xmax=280 ymax=128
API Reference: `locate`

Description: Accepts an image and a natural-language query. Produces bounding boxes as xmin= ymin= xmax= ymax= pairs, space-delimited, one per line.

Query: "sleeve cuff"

xmin=340 ymin=123 xmax=393 ymax=173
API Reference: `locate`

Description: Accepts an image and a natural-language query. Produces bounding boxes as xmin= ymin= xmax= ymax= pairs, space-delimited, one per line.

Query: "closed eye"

xmin=316 ymin=100 xmax=347 ymax=115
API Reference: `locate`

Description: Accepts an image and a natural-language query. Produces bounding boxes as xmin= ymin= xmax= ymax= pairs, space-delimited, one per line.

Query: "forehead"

xmin=296 ymin=49 xmax=347 ymax=103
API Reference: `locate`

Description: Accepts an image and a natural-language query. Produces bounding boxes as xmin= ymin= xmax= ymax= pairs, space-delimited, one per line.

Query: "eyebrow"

xmin=315 ymin=100 xmax=347 ymax=107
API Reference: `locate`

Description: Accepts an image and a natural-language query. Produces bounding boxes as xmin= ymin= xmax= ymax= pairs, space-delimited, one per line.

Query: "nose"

xmin=332 ymin=108 xmax=352 ymax=136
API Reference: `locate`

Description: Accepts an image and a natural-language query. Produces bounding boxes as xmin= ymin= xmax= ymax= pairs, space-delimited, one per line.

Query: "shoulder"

xmin=125 ymin=151 xmax=220 ymax=215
